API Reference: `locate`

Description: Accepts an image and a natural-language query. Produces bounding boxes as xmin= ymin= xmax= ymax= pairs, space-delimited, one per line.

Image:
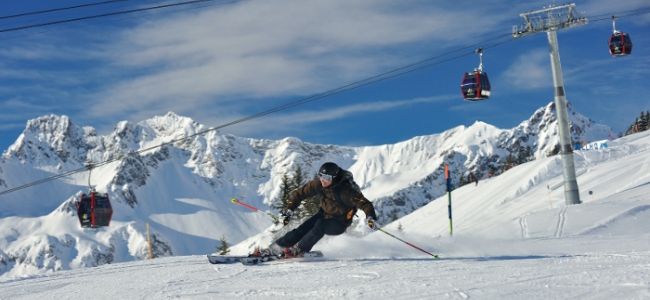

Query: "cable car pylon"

xmin=513 ymin=3 xmax=587 ymax=206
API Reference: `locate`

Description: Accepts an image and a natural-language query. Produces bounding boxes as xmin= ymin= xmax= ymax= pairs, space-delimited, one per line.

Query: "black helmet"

xmin=318 ymin=162 xmax=340 ymax=180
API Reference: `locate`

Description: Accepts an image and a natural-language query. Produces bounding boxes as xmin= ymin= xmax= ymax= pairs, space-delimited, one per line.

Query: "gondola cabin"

xmin=461 ymin=70 xmax=491 ymax=101
xmin=77 ymin=191 xmax=113 ymax=228
xmin=609 ymin=32 xmax=632 ymax=56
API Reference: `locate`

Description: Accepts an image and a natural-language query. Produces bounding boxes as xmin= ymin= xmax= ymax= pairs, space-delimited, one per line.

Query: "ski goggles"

xmin=319 ymin=173 xmax=334 ymax=181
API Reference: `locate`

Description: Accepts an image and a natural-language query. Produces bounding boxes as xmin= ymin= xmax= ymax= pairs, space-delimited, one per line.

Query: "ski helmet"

xmin=318 ymin=162 xmax=340 ymax=181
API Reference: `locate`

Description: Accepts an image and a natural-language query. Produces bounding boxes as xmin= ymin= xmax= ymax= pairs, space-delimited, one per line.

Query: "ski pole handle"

xmin=376 ymin=227 xmax=438 ymax=259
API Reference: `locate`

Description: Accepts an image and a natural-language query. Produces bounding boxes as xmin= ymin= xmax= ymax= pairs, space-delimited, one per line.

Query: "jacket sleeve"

xmin=286 ymin=179 xmax=321 ymax=211
xmin=343 ymin=186 xmax=377 ymax=220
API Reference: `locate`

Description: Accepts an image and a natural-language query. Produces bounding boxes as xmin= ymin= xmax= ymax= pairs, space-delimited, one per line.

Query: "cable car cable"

xmin=0 ymin=0 xmax=129 ymax=20
xmin=0 ymin=0 xmax=237 ymax=43
xmin=0 ymin=0 xmax=232 ymax=34
xmin=586 ymin=7 xmax=650 ymax=22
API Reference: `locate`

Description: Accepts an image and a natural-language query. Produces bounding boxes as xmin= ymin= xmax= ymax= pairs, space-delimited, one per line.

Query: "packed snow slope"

xmin=1 ymin=131 xmax=648 ymax=299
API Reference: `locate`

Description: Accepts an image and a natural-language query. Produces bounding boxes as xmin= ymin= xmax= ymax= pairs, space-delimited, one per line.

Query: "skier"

xmin=255 ymin=162 xmax=378 ymax=258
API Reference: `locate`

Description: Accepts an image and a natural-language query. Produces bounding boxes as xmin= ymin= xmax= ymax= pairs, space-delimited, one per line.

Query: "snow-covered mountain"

xmin=3 ymin=129 xmax=649 ymax=299
xmin=0 ymin=101 xmax=613 ymax=279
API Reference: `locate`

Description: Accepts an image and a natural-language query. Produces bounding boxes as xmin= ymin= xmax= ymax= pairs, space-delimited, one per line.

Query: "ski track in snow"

xmin=554 ymin=206 xmax=567 ymax=238
xmin=519 ymin=214 xmax=529 ymax=239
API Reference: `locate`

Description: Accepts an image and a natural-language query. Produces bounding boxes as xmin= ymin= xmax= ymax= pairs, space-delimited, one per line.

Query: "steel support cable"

xmin=0 ymin=1 xmax=240 ymax=43
xmin=0 ymin=0 xmax=129 ymax=20
xmin=586 ymin=7 xmax=650 ymax=22
xmin=0 ymin=167 xmax=88 ymax=195
xmin=0 ymin=0 xmax=222 ymax=34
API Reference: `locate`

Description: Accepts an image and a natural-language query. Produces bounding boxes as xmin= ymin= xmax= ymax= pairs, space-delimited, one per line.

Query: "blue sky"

xmin=0 ymin=0 xmax=648 ymax=151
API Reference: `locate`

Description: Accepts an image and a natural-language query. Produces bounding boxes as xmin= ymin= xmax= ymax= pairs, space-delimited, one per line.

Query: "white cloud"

xmin=219 ymin=94 xmax=455 ymax=137
xmin=87 ymin=0 xmax=512 ymax=119
xmin=499 ymin=49 xmax=551 ymax=90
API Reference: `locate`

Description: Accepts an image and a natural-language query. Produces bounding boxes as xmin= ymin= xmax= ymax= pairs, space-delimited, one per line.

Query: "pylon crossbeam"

xmin=513 ymin=3 xmax=587 ymax=37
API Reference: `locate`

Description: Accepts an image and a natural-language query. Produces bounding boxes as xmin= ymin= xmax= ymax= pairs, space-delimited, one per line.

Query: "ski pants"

xmin=275 ymin=211 xmax=348 ymax=252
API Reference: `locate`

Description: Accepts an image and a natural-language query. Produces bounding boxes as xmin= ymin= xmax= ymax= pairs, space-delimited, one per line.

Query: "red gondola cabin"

xmin=461 ymin=70 xmax=491 ymax=101
xmin=461 ymin=48 xmax=491 ymax=101
xmin=609 ymin=16 xmax=632 ymax=57
xmin=77 ymin=191 xmax=113 ymax=228
xmin=609 ymin=32 xmax=632 ymax=56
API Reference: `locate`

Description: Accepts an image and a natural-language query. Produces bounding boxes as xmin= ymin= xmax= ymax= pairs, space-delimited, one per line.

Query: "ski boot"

xmin=281 ymin=245 xmax=304 ymax=258
xmin=250 ymin=243 xmax=284 ymax=257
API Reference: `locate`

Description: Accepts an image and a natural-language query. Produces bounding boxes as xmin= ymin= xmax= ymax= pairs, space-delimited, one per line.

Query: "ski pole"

xmin=376 ymin=227 xmax=439 ymax=259
xmin=230 ymin=198 xmax=279 ymax=223
xmin=445 ymin=164 xmax=453 ymax=236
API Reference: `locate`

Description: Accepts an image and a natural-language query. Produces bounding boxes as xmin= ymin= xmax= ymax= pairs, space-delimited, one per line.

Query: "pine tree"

xmin=625 ymin=112 xmax=647 ymax=136
xmin=293 ymin=165 xmax=305 ymax=191
xmin=272 ymin=166 xmax=320 ymax=222
xmin=633 ymin=116 xmax=642 ymax=133
xmin=273 ymin=174 xmax=293 ymax=212
xmin=624 ymin=118 xmax=638 ymax=136
xmin=217 ymin=235 xmax=230 ymax=255
xmin=296 ymin=168 xmax=320 ymax=219
xmin=640 ymin=111 xmax=649 ymax=131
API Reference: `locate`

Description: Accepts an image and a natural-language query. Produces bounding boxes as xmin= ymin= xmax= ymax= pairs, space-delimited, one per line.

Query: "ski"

xmin=207 ymin=250 xmax=324 ymax=265
xmin=207 ymin=254 xmax=249 ymax=264
xmin=239 ymin=250 xmax=324 ymax=265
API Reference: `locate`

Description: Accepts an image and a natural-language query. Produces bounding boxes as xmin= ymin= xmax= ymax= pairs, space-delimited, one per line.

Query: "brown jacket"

xmin=287 ymin=170 xmax=376 ymax=222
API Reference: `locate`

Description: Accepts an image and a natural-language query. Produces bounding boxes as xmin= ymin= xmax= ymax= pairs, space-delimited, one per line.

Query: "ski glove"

xmin=366 ymin=217 xmax=378 ymax=229
xmin=281 ymin=209 xmax=293 ymax=226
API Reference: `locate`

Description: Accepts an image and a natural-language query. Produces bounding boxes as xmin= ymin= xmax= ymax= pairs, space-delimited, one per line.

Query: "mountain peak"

xmin=23 ymin=114 xmax=73 ymax=137
xmin=140 ymin=112 xmax=202 ymax=139
xmin=467 ymin=120 xmax=501 ymax=134
xmin=500 ymin=101 xmax=613 ymax=158
xmin=3 ymin=114 xmax=92 ymax=164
